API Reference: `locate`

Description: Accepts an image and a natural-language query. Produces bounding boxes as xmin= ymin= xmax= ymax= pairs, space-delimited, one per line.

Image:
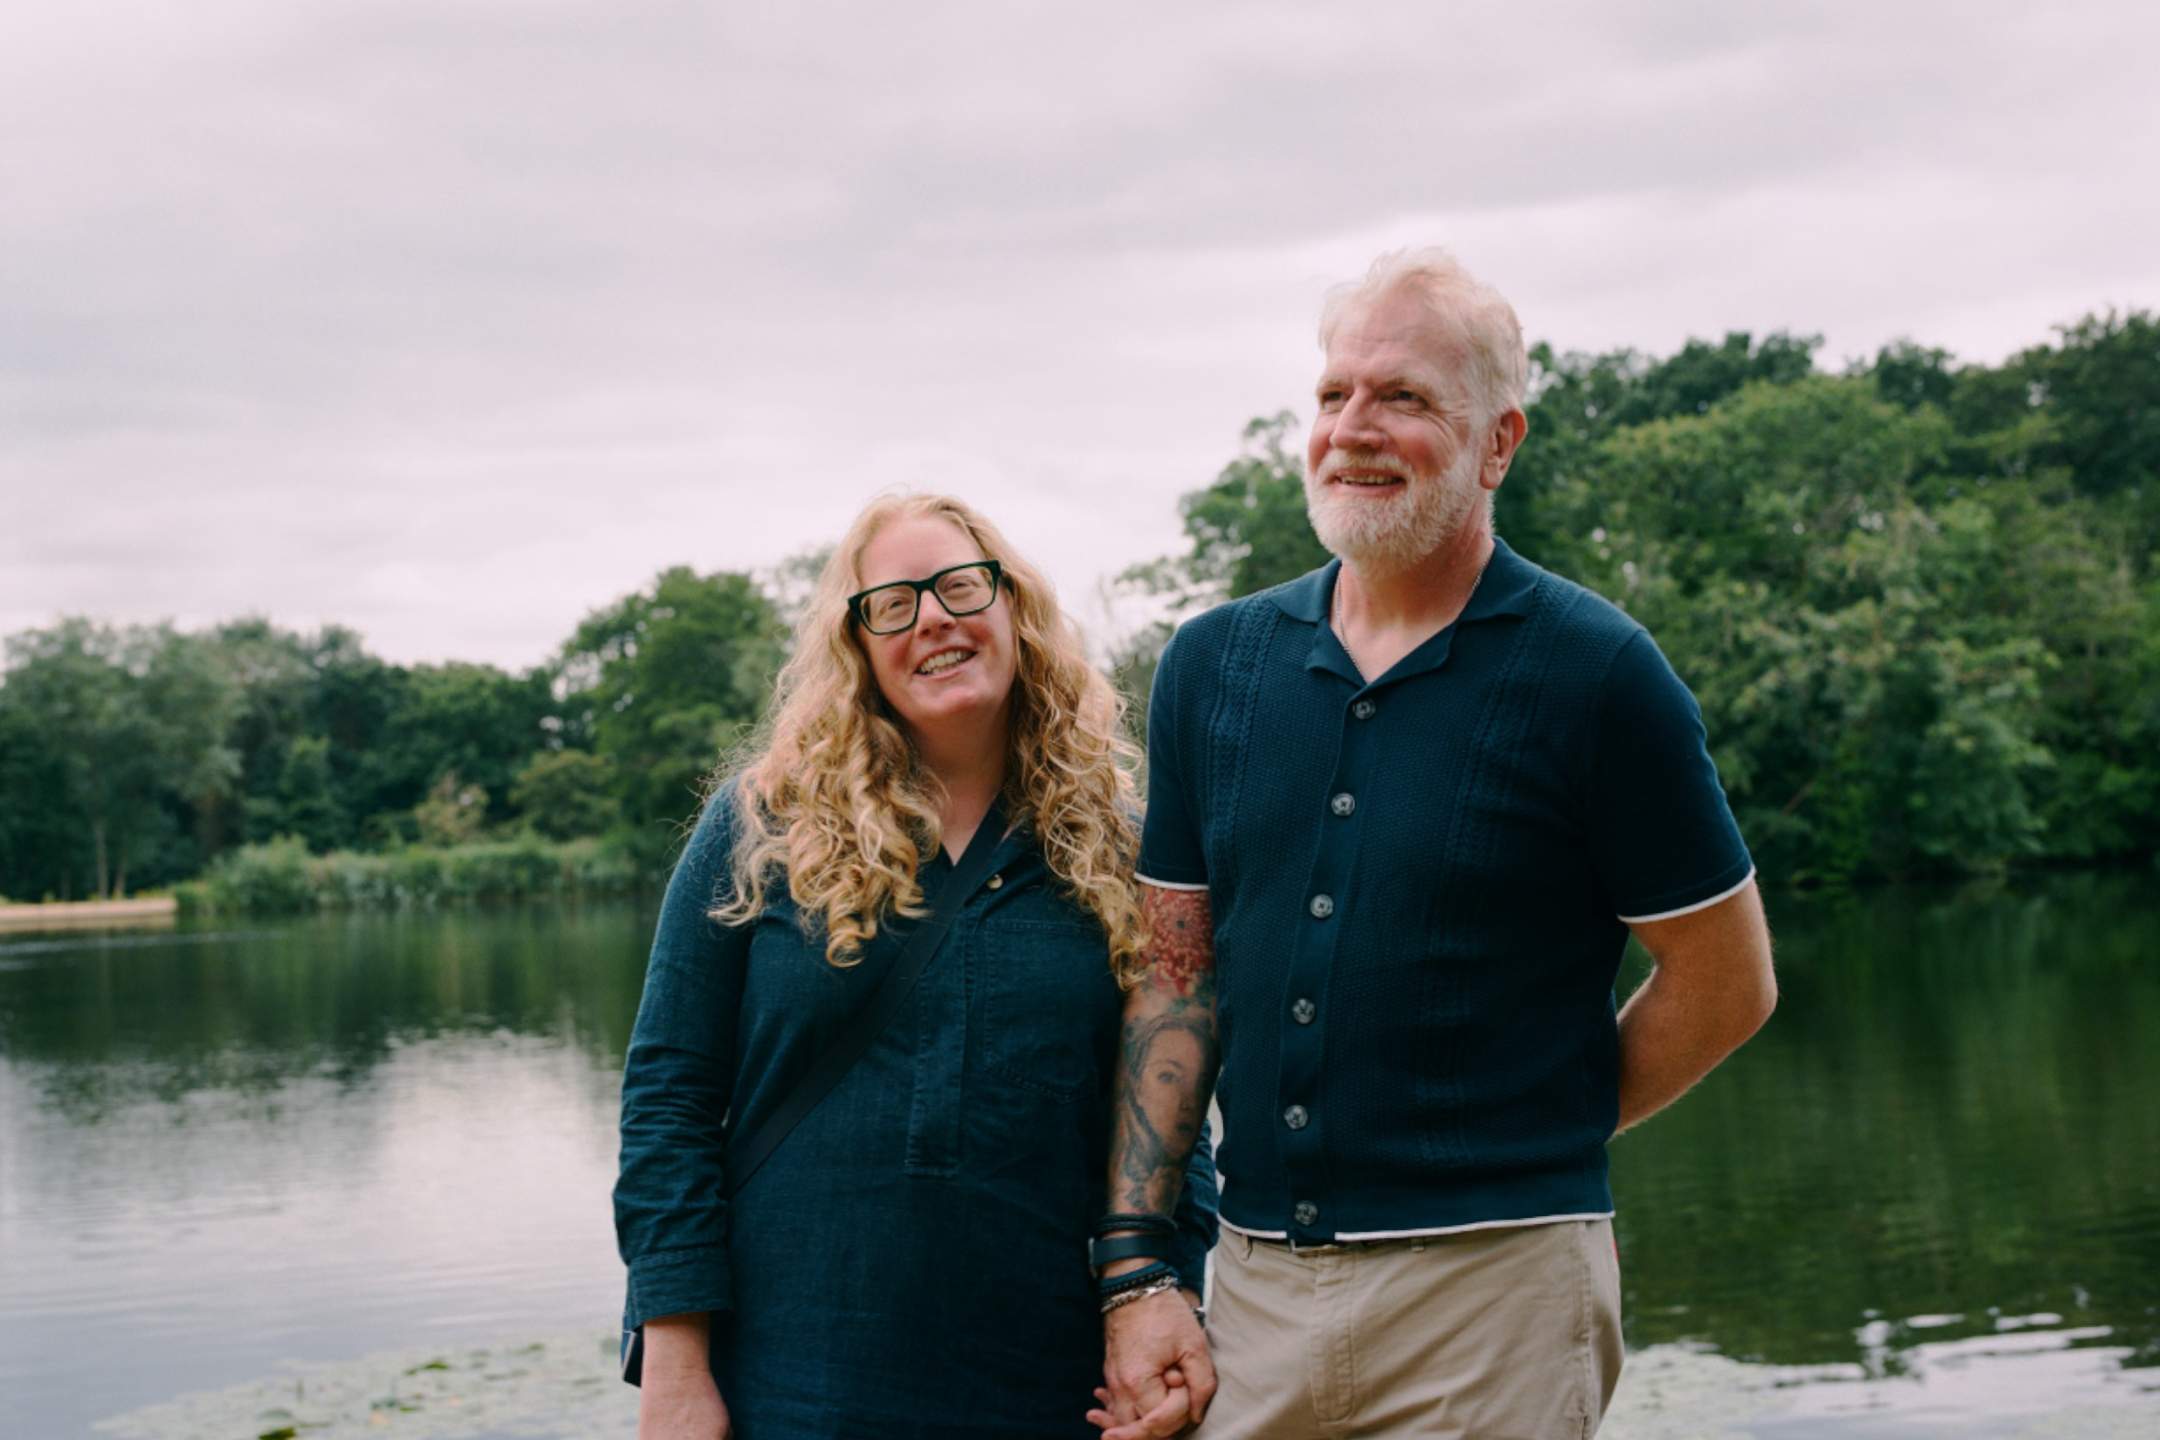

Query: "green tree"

xmin=509 ymin=749 xmax=618 ymax=840
xmin=0 ymin=695 xmax=84 ymax=899
xmin=556 ymin=567 xmax=788 ymax=850
xmin=0 ymin=621 xmax=238 ymax=895
xmin=361 ymin=662 xmax=555 ymax=829
xmin=413 ymin=771 xmax=489 ymax=846
xmin=1867 ymin=339 xmax=1958 ymax=413
xmin=1537 ymin=379 xmax=2051 ymax=880
xmin=274 ymin=734 xmax=347 ymax=852
xmin=1109 ymin=413 xmax=1328 ymax=737
xmin=1120 ymin=411 xmax=1329 ymax=610
xmin=1501 ymin=332 xmax=1823 ymax=552
xmin=205 ymin=619 xmax=320 ymax=848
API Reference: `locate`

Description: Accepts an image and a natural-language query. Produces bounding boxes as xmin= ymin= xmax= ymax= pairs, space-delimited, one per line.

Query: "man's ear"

xmin=1482 ymin=409 xmax=1529 ymax=491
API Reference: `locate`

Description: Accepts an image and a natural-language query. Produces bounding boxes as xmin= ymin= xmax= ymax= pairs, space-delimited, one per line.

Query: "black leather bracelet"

xmin=1089 ymin=1231 xmax=1172 ymax=1273
xmin=1093 ymin=1211 xmax=1175 ymax=1239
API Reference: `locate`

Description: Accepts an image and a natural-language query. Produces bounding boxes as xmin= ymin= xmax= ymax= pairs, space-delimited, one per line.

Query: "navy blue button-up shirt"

xmin=1138 ymin=540 xmax=1751 ymax=1243
xmin=617 ymin=788 xmax=1218 ymax=1438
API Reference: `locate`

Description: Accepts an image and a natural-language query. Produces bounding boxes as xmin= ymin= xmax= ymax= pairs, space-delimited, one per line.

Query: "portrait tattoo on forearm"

xmin=1109 ymin=886 xmax=1220 ymax=1214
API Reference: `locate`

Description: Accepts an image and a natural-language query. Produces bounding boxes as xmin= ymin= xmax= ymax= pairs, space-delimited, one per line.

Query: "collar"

xmin=925 ymin=794 xmax=1029 ymax=881
xmin=1266 ymin=536 xmax=1541 ymax=626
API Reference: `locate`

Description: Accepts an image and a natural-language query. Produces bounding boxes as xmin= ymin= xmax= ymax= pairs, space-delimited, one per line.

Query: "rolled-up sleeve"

xmin=614 ymin=787 xmax=749 ymax=1327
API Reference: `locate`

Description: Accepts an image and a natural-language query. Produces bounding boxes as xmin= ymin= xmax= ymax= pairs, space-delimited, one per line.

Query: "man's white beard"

xmin=1304 ymin=444 xmax=1483 ymax=574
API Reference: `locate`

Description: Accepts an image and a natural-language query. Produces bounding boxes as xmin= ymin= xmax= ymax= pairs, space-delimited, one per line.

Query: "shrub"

xmin=445 ymin=834 xmax=563 ymax=899
xmin=202 ymin=836 xmax=316 ymax=915
xmin=181 ymin=833 xmax=647 ymax=915
xmin=387 ymin=847 xmax=449 ymax=905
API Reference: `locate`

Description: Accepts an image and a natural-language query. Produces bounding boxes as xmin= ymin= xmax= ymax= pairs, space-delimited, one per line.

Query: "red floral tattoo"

xmin=1144 ymin=887 xmax=1215 ymax=997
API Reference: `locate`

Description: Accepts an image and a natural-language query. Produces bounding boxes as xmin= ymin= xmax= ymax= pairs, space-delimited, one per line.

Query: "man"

xmin=1091 ymin=249 xmax=1776 ymax=1440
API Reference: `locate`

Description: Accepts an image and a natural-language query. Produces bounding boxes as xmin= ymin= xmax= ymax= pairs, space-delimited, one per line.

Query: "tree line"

xmin=0 ymin=568 xmax=787 ymax=901
xmin=1118 ymin=309 xmax=2158 ymax=887
xmin=3 ymin=309 xmax=2153 ymax=902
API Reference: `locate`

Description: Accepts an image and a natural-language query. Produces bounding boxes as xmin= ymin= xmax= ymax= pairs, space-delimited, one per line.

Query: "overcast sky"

xmin=6 ymin=1 xmax=2156 ymax=670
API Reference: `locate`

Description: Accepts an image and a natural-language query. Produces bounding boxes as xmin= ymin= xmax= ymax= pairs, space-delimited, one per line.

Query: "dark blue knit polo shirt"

xmin=1138 ymin=538 xmax=1752 ymax=1242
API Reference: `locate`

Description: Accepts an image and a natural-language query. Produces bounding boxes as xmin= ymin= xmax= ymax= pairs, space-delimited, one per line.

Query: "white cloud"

xmin=5 ymin=0 xmax=2156 ymax=667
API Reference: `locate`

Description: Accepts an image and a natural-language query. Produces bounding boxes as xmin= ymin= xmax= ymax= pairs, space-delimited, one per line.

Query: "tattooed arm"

xmin=1091 ymin=884 xmax=1220 ymax=1440
xmin=1112 ymin=885 xmax=1220 ymax=1212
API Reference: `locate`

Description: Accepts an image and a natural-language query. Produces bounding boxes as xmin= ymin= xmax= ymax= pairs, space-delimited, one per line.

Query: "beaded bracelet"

xmin=1099 ymin=1275 xmax=1181 ymax=1314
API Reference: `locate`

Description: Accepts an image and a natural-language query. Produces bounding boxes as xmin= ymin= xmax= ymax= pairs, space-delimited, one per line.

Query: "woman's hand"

xmin=638 ymin=1368 xmax=729 ymax=1440
xmin=637 ymin=1315 xmax=731 ymax=1440
xmin=1090 ymin=1287 xmax=1214 ymax=1438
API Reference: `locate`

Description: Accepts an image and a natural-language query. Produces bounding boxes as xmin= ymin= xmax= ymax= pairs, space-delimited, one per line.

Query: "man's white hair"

xmin=1317 ymin=247 xmax=1529 ymax=424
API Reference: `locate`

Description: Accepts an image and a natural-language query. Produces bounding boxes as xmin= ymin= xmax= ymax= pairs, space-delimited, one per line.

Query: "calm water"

xmin=1 ymin=876 xmax=2156 ymax=1438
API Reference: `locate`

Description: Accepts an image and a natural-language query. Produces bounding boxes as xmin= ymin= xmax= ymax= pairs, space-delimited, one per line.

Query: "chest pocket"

xmin=974 ymin=915 xmax=1118 ymax=1103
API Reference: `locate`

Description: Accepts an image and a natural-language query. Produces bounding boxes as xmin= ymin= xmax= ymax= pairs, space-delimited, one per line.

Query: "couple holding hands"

xmin=614 ymin=248 xmax=1776 ymax=1439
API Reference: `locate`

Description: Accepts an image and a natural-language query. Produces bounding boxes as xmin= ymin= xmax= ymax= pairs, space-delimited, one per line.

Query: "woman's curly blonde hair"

xmin=713 ymin=493 xmax=1146 ymax=977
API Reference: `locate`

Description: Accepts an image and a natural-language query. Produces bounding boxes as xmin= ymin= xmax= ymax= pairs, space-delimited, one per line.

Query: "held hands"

xmin=1090 ymin=1288 xmax=1214 ymax=1439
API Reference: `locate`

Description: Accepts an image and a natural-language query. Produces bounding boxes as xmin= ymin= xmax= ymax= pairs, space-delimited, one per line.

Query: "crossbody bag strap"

xmin=722 ymin=812 xmax=1007 ymax=1198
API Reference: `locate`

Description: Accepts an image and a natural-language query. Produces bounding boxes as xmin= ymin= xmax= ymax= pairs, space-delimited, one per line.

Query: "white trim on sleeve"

xmin=1135 ymin=873 xmax=1210 ymax=892
xmin=1616 ymin=866 xmax=1755 ymax=925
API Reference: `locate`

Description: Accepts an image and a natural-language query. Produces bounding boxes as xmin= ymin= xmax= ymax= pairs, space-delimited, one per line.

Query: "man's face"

xmin=1304 ymin=289 xmax=1487 ymax=572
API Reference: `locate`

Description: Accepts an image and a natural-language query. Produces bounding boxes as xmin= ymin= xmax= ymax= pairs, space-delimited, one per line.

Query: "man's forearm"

xmin=1613 ymin=883 xmax=1776 ymax=1133
xmin=1099 ymin=886 xmax=1223 ymax=1436
xmin=1109 ymin=886 xmax=1219 ymax=1216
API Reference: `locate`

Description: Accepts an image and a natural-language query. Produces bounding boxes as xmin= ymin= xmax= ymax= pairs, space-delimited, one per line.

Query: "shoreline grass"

xmin=176 ymin=833 xmax=644 ymax=918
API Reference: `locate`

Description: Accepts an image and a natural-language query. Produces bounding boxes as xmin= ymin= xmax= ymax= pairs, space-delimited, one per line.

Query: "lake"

xmin=2 ymin=875 xmax=2156 ymax=1438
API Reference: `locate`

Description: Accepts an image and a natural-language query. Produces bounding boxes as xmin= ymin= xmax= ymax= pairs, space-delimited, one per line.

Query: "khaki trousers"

xmin=1193 ymin=1220 xmax=1623 ymax=1440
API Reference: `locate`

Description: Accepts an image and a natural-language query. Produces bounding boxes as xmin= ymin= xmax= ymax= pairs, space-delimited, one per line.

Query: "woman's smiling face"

xmin=854 ymin=515 xmax=1019 ymax=747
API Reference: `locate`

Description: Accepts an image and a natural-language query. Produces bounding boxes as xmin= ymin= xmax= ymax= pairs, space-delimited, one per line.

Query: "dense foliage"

xmin=3 ymin=311 xmax=2152 ymax=900
xmin=0 ymin=569 xmax=786 ymax=901
xmin=1120 ymin=311 xmax=2159 ymax=885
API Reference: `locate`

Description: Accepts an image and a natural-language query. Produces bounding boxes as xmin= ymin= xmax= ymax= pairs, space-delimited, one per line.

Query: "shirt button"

xmin=1283 ymin=1105 xmax=1309 ymax=1130
xmin=1291 ymin=998 xmax=1316 ymax=1024
xmin=986 ymin=875 xmax=1003 ymax=890
xmin=1308 ymin=894 xmax=1335 ymax=920
xmin=1352 ymin=700 xmax=1377 ymax=720
xmin=1293 ymin=1201 xmax=1319 ymax=1226
xmin=1330 ymin=792 xmax=1355 ymax=817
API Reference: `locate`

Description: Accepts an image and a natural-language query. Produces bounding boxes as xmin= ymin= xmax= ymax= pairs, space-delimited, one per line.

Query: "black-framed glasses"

xmin=848 ymin=560 xmax=1005 ymax=635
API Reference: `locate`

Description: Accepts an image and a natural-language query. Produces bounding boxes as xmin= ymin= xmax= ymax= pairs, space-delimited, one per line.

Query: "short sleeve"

xmin=1587 ymin=632 xmax=1754 ymax=922
xmin=1136 ymin=630 xmax=1209 ymax=889
xmin=615 ymin=785 xmax=751 ymax=1329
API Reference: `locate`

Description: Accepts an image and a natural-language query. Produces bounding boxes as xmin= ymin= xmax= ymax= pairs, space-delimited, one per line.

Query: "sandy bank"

xmin=0 ymin=897 xmax=177 ymax=931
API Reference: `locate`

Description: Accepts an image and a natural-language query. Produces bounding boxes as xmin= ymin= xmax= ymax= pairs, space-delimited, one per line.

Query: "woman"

xmin=614 ymin=494 xmax=1217 ymax=1439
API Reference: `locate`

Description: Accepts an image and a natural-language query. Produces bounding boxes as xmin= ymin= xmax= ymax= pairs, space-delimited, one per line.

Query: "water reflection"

xmin=0 ymin=903 xmax=654 ymax=1440
xmin=1610 ymin=872 xmax=2160 ymax=1388
xmin=2 ymin=877 xmax=2157 ymax=1437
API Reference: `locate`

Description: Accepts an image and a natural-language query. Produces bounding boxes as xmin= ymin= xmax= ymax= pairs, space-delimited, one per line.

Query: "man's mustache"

xmin=1314 ymin=449 xmax=1416 ymax=485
